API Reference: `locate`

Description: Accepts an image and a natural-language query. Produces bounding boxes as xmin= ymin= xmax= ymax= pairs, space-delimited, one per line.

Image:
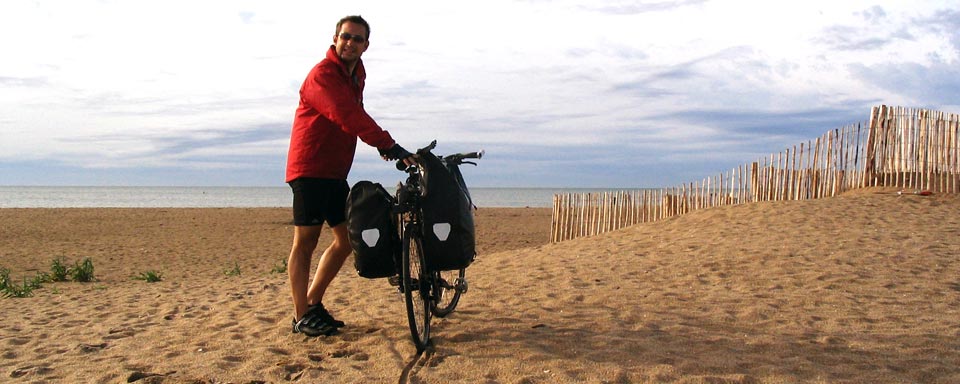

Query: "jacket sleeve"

xmin=301 ymin=65 xmax=396 ymax=150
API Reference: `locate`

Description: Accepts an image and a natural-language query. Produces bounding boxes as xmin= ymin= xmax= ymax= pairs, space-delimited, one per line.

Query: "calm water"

xmin=0 ymin=186 xmax=613 ymax=208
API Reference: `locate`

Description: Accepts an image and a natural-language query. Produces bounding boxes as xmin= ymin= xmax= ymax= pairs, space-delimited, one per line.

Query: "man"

xmin=285 ymin=15 xmax=414 ymax=337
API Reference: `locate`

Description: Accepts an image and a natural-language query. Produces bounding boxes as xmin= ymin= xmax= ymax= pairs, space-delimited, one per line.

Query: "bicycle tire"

xmin=402 ymin=229 xmax=431 ymax=352
xmin=432 ymin=268 xmax=465 ymax=317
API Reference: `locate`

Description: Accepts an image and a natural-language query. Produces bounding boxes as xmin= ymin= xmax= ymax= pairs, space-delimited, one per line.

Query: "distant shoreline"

xmin=0 ymin=186 xmax=645 ymax=209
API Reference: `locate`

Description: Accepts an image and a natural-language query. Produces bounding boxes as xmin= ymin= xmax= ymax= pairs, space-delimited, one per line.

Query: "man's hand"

xmin=379 ymin=144 xmax=416 ymax=167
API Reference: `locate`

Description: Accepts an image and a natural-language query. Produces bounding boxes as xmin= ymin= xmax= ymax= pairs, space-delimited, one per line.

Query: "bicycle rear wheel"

xmin=432 ymin=268 xmax=465 ymax=317
xmin=402 ymin=230 xmax=431 ymax=352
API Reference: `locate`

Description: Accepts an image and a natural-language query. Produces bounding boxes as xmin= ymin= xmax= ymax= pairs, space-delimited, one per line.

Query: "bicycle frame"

xmin=392 ymin=140 xmax=482 ymax=352
xmin=394 ymin=155 xmax=432 ymax=351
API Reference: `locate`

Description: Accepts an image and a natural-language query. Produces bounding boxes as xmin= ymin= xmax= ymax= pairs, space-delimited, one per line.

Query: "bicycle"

xmin=391 ymin=140 xmax=483 ymax=352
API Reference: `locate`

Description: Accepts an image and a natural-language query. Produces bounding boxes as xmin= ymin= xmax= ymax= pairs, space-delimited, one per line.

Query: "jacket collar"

xmin=326 ymin=45 xmax=365 ymax=79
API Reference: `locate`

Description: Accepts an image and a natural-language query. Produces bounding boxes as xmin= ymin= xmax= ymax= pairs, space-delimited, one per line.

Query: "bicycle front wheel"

xmin=432 ymin=268 xmax=465 ymax=317
xmin=402 ymin=230 xmax=431 ymax=352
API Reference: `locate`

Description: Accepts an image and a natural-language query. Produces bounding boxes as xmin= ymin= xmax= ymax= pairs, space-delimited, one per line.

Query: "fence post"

xmin=865 ymin=105 xmax=881 ymax=186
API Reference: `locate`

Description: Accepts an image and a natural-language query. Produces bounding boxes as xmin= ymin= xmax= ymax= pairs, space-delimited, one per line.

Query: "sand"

xmin=1 ymin=190 xmax=959 ymax=383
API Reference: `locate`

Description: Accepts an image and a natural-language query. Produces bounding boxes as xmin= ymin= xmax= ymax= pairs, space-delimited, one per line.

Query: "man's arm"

xmin=302 ymin=65 xmax=396 ymax=150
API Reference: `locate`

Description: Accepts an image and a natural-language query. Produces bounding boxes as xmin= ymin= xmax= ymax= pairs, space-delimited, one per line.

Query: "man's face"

xmin=334 ymin=22 xmax=369 ymax=64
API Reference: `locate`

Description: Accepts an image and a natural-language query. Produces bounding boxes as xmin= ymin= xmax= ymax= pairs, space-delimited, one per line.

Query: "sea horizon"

xmin=0 ymin=185 xmax=634 ymax=209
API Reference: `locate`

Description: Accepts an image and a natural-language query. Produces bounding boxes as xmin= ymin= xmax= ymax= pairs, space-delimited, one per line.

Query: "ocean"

xmin=0 ymin=186 xmax=611 ymax=208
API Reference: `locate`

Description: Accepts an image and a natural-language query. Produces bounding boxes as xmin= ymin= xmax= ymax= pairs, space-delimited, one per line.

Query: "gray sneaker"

xmin=306 ymin=303 xmax=345 ymax=328
xmin=292 ymin=314 xmax=337 ymax=337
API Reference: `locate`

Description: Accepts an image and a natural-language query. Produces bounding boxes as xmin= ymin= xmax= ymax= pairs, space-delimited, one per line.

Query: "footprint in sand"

xmin=126 ymin=370 xmax=174 ymax=382
xmin=351 ymin=352 xmax=370 ymax=361
xmin=221 ymin=355 xmax=244 ymax=363
xmin=329 ymin=348 xmax=370 ymax=361
xmin=274 ymin=362 xmax=306 ymax=381
xmin=214 ymin=320 xmax=240 ymax=329
xmin=163 ymin=307 xmax=180 ymax=320
xmin=948 ymin=282 xmax=960 ymax=292
xmin=9 ymin=365 xmax=53 ymax=379
xmin=422 ymin=353 xmax=451 ymax=367
xmin=104 ymin=327 xmax=136 ymax=340
xmin=267 ymin=347 xmax=290 ymax=356
xmin=63 ymin=319 xmax=89 ymax=327
xmin=77 ymin=343 xmax=107 ymax=353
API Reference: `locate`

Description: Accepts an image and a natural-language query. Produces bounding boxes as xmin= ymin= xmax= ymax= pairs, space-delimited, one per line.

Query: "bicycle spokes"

xmin=402 ymin=231 xmax=431 ymax=352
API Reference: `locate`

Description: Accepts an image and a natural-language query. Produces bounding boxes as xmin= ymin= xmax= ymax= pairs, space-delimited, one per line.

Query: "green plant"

xmin=30 ymin=271 xmax=51 ymax=287
xmin=0 ymin=268 xmax=9 ymax=291
xmin=1 ymin=269 xmax=49 ymax=298
xmin=225 ymin=262 xmax=241 ymax=277
xmin=2 ymin=277 xmax=36 ymax=298
xmin=3 ymin=258 xmax=99 ymax=298
xmin=71 ymin=258 xmax=96 ymax=282
xmin=270 ymin=258 xmax=288 ymax=274
xmin=50 ymin=257 xmax=70 ymax=282
xmin=133 ymin=270 xmax=163 ymax=283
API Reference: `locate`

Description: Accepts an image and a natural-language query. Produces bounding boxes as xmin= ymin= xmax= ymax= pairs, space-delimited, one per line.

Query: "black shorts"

xmin=288 ymin=178 xmax=349 ymax=227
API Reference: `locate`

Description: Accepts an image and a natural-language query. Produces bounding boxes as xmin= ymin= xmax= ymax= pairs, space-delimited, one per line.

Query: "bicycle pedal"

xmin=388 ymin=275 xmax=408 ymax=294
xmin=457 ymin=277 xmax=468 ymax=294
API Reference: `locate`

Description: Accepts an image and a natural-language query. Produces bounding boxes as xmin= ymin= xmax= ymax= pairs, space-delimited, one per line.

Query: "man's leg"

xmin=289 ymin=225 xmax=322 ymax=321
xmin=306 ymin=223 xmax=352 ymax=305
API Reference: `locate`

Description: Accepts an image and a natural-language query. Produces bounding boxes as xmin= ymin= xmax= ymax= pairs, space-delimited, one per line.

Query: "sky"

xmin=1 ymin=0 xmax=958 ymax=188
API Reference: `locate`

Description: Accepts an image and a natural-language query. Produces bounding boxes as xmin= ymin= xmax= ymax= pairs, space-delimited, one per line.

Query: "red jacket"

xmin=285 ymin=46 xmax=396 ymax=182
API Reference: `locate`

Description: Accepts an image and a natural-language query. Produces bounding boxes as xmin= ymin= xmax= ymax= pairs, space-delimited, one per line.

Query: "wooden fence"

xmin=551 ymin=105 xmax=960 ymax=242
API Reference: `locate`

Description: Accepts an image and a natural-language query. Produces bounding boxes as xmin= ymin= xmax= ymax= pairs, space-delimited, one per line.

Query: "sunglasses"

xmin=338 ymin=32 xmax=367 ymax=43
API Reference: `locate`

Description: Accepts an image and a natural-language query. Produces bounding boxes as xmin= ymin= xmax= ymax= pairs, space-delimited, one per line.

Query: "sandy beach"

xmin=2 ymin=190 xmax=959 ymax=383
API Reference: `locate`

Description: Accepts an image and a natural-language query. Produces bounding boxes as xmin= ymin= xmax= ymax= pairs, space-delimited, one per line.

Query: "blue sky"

xmin=1 ymin=0 xmax=958 ymax=188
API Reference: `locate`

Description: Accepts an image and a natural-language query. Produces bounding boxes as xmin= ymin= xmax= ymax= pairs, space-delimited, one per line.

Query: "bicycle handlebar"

xmin=444 ymin=150 xmax=484 ymax=164
xmin=394 ymin=141 xmax=484 ymax=171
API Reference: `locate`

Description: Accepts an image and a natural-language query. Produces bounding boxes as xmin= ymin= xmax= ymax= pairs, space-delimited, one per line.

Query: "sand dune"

xmin=1 ymin=191 xmax=959 ymax=383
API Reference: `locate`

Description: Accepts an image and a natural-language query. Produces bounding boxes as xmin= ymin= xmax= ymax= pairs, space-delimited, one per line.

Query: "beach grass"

xmin=50 ymin=257 xmax=70 ymax=282
xmin=270 ymin=258 xmax=288 ymax=274
xmin=132 ymin=270 xmax=163 ymax=283
xmin=2 ymin=257 xmax=98 ymax=298
xmin=69 ymin=258 xmax=96 ymax=282
xmin=225 ymin=261 xmax=242 ymax=277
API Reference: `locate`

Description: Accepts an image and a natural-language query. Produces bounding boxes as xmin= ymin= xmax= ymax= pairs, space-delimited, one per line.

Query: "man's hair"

xmin=336 ymin=15 xmax=370 ymax=39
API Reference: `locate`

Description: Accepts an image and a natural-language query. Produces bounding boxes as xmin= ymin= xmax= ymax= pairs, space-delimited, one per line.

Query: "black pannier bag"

xmin=419 ymin=150 xmax=476 ymax=271
xmin=346 ymin=181 xmax=399 ymax=278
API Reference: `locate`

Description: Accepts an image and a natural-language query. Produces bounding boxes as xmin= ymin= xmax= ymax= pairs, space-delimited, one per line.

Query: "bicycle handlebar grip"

xmin=458 ymin=150 xmax=484 ymax=160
